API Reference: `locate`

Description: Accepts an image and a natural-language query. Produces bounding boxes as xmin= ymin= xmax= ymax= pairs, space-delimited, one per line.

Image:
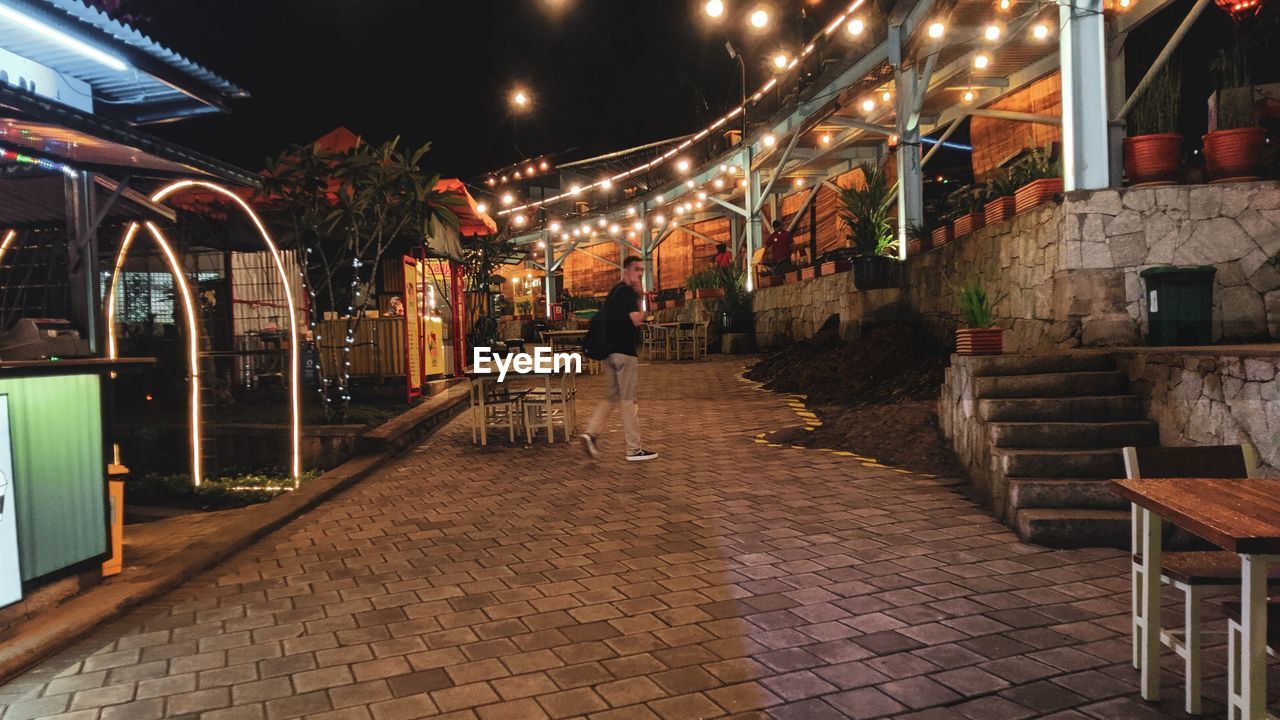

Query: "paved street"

xmin=0 ymin=358 xmax=1248 ymax=719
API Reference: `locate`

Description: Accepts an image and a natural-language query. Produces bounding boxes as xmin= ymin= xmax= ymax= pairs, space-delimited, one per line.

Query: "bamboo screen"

xmin=970 ymin=72 xmax=1062 ymax=180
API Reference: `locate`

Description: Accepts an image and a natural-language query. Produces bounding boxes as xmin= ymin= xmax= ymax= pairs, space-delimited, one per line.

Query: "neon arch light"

xmin=106 ymin=181 xmax=302 ymax=487
xmin=0 ymin=229 xmax=16 ymax=266
xmin=106 ymin=221 xmax=205 ymax=485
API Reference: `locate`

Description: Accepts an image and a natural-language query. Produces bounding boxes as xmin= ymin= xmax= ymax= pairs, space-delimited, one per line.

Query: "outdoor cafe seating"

xmin=1115 ymin=443 xmax=1280 ymax=719
xmin=466 ymin=347 xmax=580 ymax=446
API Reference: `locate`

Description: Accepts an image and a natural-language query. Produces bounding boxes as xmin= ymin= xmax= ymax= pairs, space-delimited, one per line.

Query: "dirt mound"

xmin=748 ymin=315 xmax=961 ymax=477
xmin=746 ymin=315 xmax=948 ymax=406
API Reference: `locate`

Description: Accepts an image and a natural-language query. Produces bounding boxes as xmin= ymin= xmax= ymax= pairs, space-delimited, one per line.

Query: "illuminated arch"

xmin=0 ymin=229 xmax=16 ymax=266
xmin=107 ymin=221 xmax=205 ymax=485
xmin=106 ymin=181 xmax=302 ymax=487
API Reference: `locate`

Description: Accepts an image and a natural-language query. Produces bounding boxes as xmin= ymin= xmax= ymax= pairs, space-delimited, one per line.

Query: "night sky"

xmin=123 ymin=0 xmax=832 ymax=182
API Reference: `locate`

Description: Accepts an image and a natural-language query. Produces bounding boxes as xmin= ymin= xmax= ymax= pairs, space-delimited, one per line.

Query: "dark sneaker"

xmin=579 ymin=434 xmax=600 ymax=459
xmin=626 ymin=449 xmax=659 ymax=462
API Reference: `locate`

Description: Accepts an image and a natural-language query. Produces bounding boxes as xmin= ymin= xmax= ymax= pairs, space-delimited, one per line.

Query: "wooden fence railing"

xmin=317 ymin=317 xmax=405 ymax=379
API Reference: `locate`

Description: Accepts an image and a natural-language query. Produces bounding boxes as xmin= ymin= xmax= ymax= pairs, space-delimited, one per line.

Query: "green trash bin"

xmin=1139 ymin=265 xmax=1216 ymax=346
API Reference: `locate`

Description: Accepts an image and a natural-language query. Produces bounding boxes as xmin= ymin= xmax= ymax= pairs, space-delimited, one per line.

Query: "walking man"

xmin=580 ymin=256 xmax=658 ymax=462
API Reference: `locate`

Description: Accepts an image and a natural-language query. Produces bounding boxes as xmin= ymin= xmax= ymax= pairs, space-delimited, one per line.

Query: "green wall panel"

xmin=0 ymin=374 xmax=107 ymax=580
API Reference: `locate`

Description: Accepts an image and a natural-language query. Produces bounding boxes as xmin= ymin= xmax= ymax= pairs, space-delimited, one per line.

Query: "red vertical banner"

xmin=451 ymin=261 xmax=467 ymax=376
xmin=402 ymin=256 xmax=422 ymax=403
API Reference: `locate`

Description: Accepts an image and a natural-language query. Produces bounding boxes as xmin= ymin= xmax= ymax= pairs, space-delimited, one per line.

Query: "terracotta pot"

xmin=1123 ymin=133 xmax=1183 ymax=186
xmin=907 ymin=239 xmax=922 ymax=257
xmin=690 ymin=288 xmax=724 ymax=299
xmin=1014 ymin=177 xmax=1063 ymax=214
xmin=789 ymin=270 xmax=805 ymax=283
xmin=984 ymin=196 xmax=1015 ymax=226
xmin=956 ymin=327 xmax=1003 ymax=356
xmin=931 ymin=226 xmax=954 ymax=247
xmin=1203 ymin=127 xmax=1266 ymax=182
xmin=953 ymin=212 xmax=985 ymax=237
xmin=820 ymin=259 xmax=852 ymax=275
xmin=800 ymin=266 xmax=819 ymax=280
xmin=759 ymin=274 xmax=785 ymax=288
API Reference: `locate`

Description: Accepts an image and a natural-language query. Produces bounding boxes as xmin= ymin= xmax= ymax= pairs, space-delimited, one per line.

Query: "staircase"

xmin=968 ymin=353 xmax=1158 ymax=548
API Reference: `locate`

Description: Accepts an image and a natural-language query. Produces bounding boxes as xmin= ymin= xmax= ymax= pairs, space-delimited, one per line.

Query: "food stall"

xmin=0 ymin=358 xmax=150 ymax=607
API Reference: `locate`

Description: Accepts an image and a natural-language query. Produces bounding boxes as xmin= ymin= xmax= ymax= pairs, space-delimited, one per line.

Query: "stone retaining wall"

xmin=750 ymin=272 xmax=905 ymax=349
xmin=1113 ymin=346 xmax=1280 ymax=475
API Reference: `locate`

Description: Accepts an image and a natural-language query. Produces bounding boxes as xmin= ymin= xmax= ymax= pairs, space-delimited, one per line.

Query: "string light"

xmin=846 ymin=17 xmax=865 ymax=35
xmin=861 ymin=98 xmax=876 ymax=113
xmin=705 ymin=0 xmax=725 ymax=18
xmin=763 ymin=133 xmax=777 ymax=147
xmin=750 ymin=7 xmax=769 ymax=28
xmin=927 ymin=21 xmax=945 ymax=39
xmin=677 ymin=158 xmax=691 ymax=172
xmin=501 ymin=193 xmax=515 ymax=206
xmin=476 ymin=202 xmax=488 ymax=214
xmin=984 ymin=24 xmax=1001 ymax=40
xmin=820 ymin=133 xmax=832 ymax=145
xmin=1031 ymin=22 xmax=1049 ymax=39
xmin=962 ymin=90 xmax=976 ymax=103
xmin=881 ymin=90 xmax=892 ymax=102
xmin=772 ymin=52 xmax=789 ymax=70
xmin=974 ymin=54 xmax=990 ymax=70
xmin=513 ymin=214 xmax=527 ymax=226
xmin=495 ymin=0 xmax=867 ymax=218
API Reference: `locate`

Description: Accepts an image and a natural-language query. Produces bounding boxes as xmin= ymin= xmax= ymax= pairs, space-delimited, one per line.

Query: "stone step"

xmin=1008 ymin=478 xmax=1130 ymax=511
xmin=974 ymin=371 xmax=1129 ymax=399
xmin=963 ymin=353 xmax=1117 ymax=378
xmin=989 ymin=421 xmax=1159 ymax=449
xmin=978 ymin=395 xmax=1145 ymax=422
xmin=1014 ymin=508 xmax=1130 ymax=548
xmin=997 ymin=447 xmax=1126 ymax=479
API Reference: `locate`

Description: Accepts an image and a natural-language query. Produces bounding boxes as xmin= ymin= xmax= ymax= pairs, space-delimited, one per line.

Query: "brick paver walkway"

xmin=0 ymin=357 xmax=1258 ymax=719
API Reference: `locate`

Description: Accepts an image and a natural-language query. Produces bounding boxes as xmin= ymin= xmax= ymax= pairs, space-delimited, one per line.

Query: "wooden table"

xmin=1113 ymin=478 xmax=1280 ymax=719
xmin=543 ymin=329 xmax=588 ymax=351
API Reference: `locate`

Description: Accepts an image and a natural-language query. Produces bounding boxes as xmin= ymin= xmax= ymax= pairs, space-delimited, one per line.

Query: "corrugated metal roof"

xmin=1 ymin=0 xmax=247 ymax=123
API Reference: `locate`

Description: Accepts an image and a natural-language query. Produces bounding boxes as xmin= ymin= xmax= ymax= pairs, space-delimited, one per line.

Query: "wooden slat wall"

xmin=970 ymin=71 xmax=1062 ymax=180
xmin=317 ymin=316 xmax=406 ymax=378
xmin=563 ymin=242 xmax=619 ymax=296
xmin=771 ymin=166 xmax=867 ymax=262
xmin=656 ymin=218 xmax=730 ymax=289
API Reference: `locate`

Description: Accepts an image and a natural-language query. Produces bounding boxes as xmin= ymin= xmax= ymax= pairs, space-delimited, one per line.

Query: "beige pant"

xmin=585 ymin=353 xmax=642 ymax=453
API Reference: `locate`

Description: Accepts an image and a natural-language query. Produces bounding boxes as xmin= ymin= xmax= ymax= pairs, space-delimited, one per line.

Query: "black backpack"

xmin=582 ymin=283 xmax=626 ymax=360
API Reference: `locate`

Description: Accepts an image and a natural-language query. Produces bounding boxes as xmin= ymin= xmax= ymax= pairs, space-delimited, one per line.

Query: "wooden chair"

xmin=693 ymin=322 xmax=710 ymax=359
xmin=523 ymin=372 xmax=576 ymax=444
xmin=673 ymin=323 xmax=698 ymax=361
xmin=641 ymin=325 xmax=670 ymax=361
xmin=1217 ymin=598 xmax=1280 ymax=717
xmin=469 ymin=377 xmax=525 ymax=446
xmin=1126 ymin=444 xmax=1262 ymax=715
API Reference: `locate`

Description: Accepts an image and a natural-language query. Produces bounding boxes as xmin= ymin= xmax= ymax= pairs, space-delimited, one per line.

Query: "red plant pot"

xmin=931 ymin=226 xmax=954 ymax=247
xmin=956 ymin=328 xmax=1003 ymax=356
xmin=1123 ymin=133 xmax=1183 ymax=187
xmin=820 ymin=259 xmax=852 ymax=275
xmin=759 ymin=274 xmax=785 ymax=288
xmin=800 ymin=266 xmax=819 ymax=280
xmin=1203 ymin=127 xmax=1266 ymax=182
xmin=689 ymin=288 xmax=724 ymax=300
xmin=907 ymin=239 xmax=922 ymax=257
xmin=1014 ymin=178 xmax=1064 ymax=214
xmin=984 ymin=196 xmax=1015 ymax=226
xmin=953 ymin=212 xmax=985 ymax=237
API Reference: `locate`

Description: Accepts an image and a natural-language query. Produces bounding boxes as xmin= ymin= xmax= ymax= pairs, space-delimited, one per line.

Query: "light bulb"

xmin=705 ymin=0 xmax=725 ymax=18
xmin=882 ymin=90 xmax=892 ymax=102
xmin=974 ymin=54 xmax=990 ymax=70
xmin=820 ymin=133 xmax=832 ymax=145
xmin=763 ymin=134 xmax=777 ymax=147
xmin=677 ymin=159 xmax=691 ymax=172
xmin=513 ymin=214 xmax=527 ymax=226
xmin=476 ymin=203 xmax=488 ymax=214
xmin=984 ymin=24 xmax=1001 ymax=41
xmin=1032 ymin=22 xmax=1049 ymax=39
xmin=962 ymin=90 xmax=975 ymax=103
xmin=846 ymin=17 xmax=865 ymax=35
xmin=927 ymin=21 xmax=945 ymax=39
xmin=501 ymin=193 xmax=514 ymax=206
xmin=999 ymin=0 xmax=1011 ymax=9
xmin=750 ymin=8 xmax=769 ymax=29
xmin=773 ymin=53 xmax=789 ymax=70
xmin=570 ymin=184 xmax=582 ymax=195
xmin=549 ymin=221 xmax=561 ymax=232
xmin=861 ymin=98 xmax=876 ymax=113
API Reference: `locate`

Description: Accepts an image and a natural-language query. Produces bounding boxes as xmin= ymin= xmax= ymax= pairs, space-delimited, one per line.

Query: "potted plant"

xmin=950 ymin=186 xmax=988 ymax=237
xmin=799 ymin=261 xmax=820 ymax=281
xmin=905 ymin=221 xmax=932 ymax=257
xmin=837 ymin=163 xmax=900 ymax=290
xmin=1124 ymin=61 xmax=1184 ymax=186
xmin=817 ymin=247 xmax=856 ymax=275
xmin=952 ymin=278 xmax=1004 ymax=356
xmin=715 ymin=266 xmax=754 ymax=353
xmin=684 ymin=269 xmax=725 ymax=300
xmin=515 ymin=299 xmax=533 ymax=318
xmin=983 ymin=169 xmax=1019 ymax=225
xmin=931 ymin=221 xmax=954 ymax=248
xmin=1013 ymin=147 xmax=1063 ymax=214
xmin=1205 ymin=42 xmax=1267 ymax=182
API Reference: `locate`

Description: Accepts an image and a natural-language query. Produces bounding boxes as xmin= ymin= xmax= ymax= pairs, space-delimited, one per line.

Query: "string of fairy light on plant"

xmin=495 ymin=0 xmax=871 ymax=219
